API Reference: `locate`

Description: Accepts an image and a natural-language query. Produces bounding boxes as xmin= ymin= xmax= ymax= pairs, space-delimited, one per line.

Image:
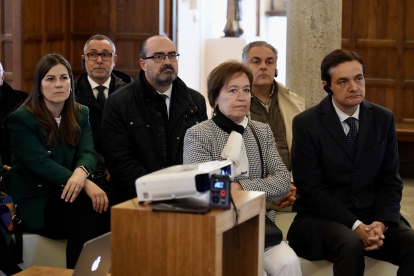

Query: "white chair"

xmin=275 ymin=211 xmax=398 ymax=276
xmin=0 ymin=234 xmax=67 ymax=276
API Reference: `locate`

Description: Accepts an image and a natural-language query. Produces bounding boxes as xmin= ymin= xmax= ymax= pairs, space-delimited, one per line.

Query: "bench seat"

xmin=275 ymin=211 xmax=398 ymax=276
xmin=0 ymin=234 xmax=67 ymax=276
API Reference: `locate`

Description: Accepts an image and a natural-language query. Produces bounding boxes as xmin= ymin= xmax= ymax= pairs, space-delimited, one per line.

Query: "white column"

xmin=286 ymin=0 xmax=342 ymax=108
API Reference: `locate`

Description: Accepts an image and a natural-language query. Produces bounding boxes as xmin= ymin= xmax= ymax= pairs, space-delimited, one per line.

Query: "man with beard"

xmin=75 ymin=34 xmax=130 ymax=171
xmin=102 ymin=35 xmax=207 ymax=202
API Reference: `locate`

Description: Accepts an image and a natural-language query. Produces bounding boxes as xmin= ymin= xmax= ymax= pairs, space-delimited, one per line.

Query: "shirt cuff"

xmin=352 ymin=220 xmax=363 ymax=231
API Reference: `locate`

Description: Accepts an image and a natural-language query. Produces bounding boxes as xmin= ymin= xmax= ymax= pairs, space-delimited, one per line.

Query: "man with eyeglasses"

xmin=74 ymin=34 xmax=131 ymax=173
xmin=102 ymin=35 xmax=207 ymax=202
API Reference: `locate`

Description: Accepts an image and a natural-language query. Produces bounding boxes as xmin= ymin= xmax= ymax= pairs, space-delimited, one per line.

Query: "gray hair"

xmin=242 ymin=41 xmax=278 ymax=63
xmin=83 ymin=34 xmax=116 ymax=55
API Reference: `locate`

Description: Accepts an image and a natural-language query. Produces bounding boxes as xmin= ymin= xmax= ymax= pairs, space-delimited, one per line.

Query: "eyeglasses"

xmin=85 ymin=52 xmax=114 ymax=61
xmin=142 ymin=53 xmax=180 ymax=63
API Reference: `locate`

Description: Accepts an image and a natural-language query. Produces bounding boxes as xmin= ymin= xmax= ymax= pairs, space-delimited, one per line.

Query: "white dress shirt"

xmin=332 ymin=99 xmax=362 ymax=231
xmin=88 ymin=75 xmax=111 ymax=100
xmin=157 ymin=84 xmax=173 ymax=118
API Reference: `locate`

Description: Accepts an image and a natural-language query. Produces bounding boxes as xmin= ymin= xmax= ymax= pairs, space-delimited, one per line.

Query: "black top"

xmin=0 ymin=81 xmax=28 ymax=167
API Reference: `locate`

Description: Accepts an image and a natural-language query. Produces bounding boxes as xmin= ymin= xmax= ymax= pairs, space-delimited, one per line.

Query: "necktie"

xmin=159 ymin=94 xmax=169 ymax=126
xmin=96 ymin=86 xmax=106 ymax=110
xmin=160 ymin=94 xmax=169 ymax=119
xmin=345 ymin=117 xmax=358 ymax=151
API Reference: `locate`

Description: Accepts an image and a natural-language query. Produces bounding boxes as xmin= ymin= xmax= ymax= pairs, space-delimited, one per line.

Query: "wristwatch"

xmin=77 ymin=165 xmax=90 ymax=177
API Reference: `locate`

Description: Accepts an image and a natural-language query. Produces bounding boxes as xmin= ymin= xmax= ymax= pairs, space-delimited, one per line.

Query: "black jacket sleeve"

xmin=102 ymin=94 xmax=146 ymax=199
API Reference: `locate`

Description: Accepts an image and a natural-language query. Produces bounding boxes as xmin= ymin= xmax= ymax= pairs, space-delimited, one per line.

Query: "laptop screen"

xmin=73 ymin=232 xmax=111 ymax=276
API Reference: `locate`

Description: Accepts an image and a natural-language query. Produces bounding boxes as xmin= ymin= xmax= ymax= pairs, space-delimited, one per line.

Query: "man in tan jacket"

xmin=242 ymin=41 xmax=305 ymax=208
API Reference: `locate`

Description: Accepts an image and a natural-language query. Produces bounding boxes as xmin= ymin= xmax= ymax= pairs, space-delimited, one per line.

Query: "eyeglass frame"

xmin=85 ymin=52 xmax=114 ymax=61
xmin=142 ymin=52 xmax=180 ymax=63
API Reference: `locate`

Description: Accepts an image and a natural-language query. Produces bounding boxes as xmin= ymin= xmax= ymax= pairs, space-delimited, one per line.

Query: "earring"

xmin=213 ymin=104 xmax=218 ymax=117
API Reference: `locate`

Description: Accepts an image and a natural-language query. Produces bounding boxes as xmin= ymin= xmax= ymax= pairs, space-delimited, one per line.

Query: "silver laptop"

xmin=73 ymin=232 xmax=111 ymax=276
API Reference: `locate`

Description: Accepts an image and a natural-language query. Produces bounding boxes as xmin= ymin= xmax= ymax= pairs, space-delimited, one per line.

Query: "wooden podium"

xmin=111 ymin=190 xmax=265 ymax=276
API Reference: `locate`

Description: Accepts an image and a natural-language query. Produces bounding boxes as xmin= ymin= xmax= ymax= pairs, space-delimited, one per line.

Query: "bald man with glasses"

xmin=102 ymin=35 xmax=207 ymax=202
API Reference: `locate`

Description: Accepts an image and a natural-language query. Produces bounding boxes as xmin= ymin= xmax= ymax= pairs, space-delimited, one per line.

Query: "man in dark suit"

xmin=287 ymin=49 xmax=414 ymax=276
xmin=0 ymin=61 xmax=25 ymax=276
xmin=74 ymin=34 xmax=130 ymax=171
xmin=0 ymin=62 xmax=28 ymax=168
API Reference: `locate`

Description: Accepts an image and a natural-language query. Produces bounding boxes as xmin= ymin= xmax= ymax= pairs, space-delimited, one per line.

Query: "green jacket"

xmin=3 ymin=106 xmax=96 ymax=230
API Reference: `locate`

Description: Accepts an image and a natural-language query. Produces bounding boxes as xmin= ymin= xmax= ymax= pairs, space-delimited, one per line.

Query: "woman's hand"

xmin=83 ymin=179 xmax=109 ymax=213
xmin=61 ymin=167 xmax=88 ymax=202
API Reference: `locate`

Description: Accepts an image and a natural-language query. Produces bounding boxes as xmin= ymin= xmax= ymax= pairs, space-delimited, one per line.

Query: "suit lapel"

xmin=354 ymin=100 xmax=373 ymax=162
xmin=319 ymin=96 xmax=355 ymax=160
xmin=75 ymin=74 xmax=102 ymax=110
xmin=108 ymin=74 xmax=117 ymax=96
xmin=79 ymin=90 xmax=101 ymax=110
xmin=168 ymin=82 xmax=193 ymax=131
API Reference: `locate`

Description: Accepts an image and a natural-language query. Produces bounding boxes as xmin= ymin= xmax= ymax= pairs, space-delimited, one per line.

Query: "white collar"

xmin=87 ymin=75 xmax=111 ymax=90
xmin=239 ymin=116 xmax=248 ymax=128
xmin=157 ymin=84 xmax=173 ymax=98
xmin=332 ymin=98 xmax=360 ymax=123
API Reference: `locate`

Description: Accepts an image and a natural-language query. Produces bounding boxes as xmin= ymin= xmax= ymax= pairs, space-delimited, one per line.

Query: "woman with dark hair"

xmin=3 ymin=53 xmax=108 ymax=268
xmin=183 ymin=60 xmax=302 ymax=275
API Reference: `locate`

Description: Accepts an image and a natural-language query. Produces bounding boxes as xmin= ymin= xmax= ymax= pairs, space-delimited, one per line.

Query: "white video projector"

xmin=136 ymin=160 xmax=234 ymax=202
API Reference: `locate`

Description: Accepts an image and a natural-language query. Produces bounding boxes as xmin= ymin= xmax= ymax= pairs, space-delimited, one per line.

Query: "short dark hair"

xmin=242 ymin=41 xmax=278 ymax=63
xmin=207 ymin=60 xmax=253 ymax=108
xmin=321 ymin=49 xmax=365 ymax=86
xmin=139 ymin=35 xmax=171 ymax=59
xmin=83 ymin=34 xmax=116 ymax=54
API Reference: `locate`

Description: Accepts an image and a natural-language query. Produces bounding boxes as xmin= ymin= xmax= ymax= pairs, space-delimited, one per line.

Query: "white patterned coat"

xmin=183 ymin=119 xmax=291 ymax=221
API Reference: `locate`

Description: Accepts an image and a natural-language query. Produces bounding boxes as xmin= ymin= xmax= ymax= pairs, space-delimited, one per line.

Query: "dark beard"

xmin=150 ymin=65 xmax=177 ymax=86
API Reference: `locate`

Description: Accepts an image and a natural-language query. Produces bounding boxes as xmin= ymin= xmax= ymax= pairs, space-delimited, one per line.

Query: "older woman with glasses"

xmin=4 ymin=54 xmax=107 ymax=269
xmin=183 ymin=61 xmax=302 ymax=276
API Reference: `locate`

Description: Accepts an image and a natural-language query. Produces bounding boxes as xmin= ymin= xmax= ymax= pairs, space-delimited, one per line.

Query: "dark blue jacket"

xmin=288 ymin=96 xmax=403 ymax=260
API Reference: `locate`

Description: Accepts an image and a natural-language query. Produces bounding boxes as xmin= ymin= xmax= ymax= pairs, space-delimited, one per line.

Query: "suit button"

xmin=130 ymin=122 xmax=133 ymax=125
xmin=354 ymin=168 xmax=359 ymax=172
xmin=352 ymin=197 xmax=357 ymax=201
xmin=37 ymin=185 xmax=43 ymax=189
xmin=47 ymin=151 xmax=51 ymax=155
